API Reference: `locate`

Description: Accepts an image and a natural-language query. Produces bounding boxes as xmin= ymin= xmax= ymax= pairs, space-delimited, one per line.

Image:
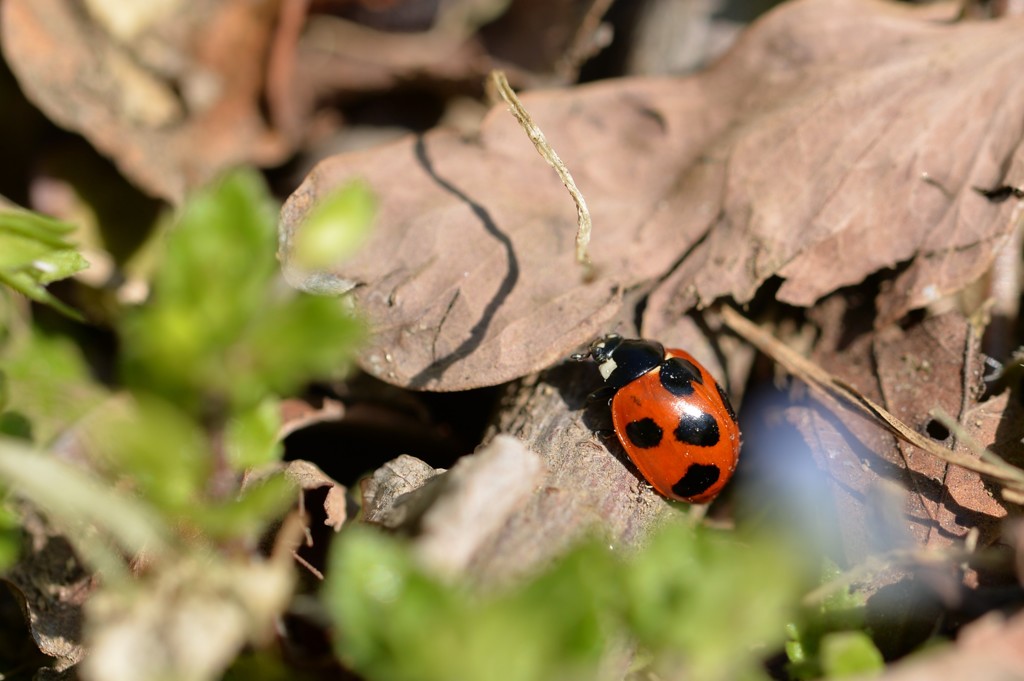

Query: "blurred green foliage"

xmin=0 ymin=328 xmax=104 ymax=444
xmin=0 ymin=502 xmax=18 ymax=572
xmin=291 ymin=180 xmax=376 ymax=271
xmin=225 ymin=397 xmax=282 ymax=470
xmin=786 ymin=560 xmax=883 ymax=679
xmin=326 ymin=522 xmax=802 ymax=681
xmin=223 ymin=651 xmax=313 ymax=681
xmin=119 ymin=171 xmax=363 ymax=418
xmin=0 ymin=212 xmax=102 ymax=446
xmin=1 ymin=170 xmax=366 ymax=560
xmin=0 ymin=169 xmax=369 ymax=680
xmin=819 ymin=631 xmax=884 ymax=677
xmin=0 ymin=436 xmax=173 ymax=579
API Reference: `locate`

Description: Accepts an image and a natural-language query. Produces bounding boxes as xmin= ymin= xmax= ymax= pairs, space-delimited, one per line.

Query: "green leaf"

xmin=225 ymin=398 xmax=282 ymax=470
xmin=0 ymin=269 xmax=85 ymax=321
xmin=119 ymin=170 xmax=278 ymax=409
xmin=0 ymin=411 xmax=32 ymax=440
xmin=291 ymin=180 xmax=376 ymax=271
xmin=238 ymin=294 xmax=362 ymax=406
xmin=820 ymin=631 xmax=884 ymax=678
xmin=32 ymin=247 xmax=90 ymax=284
xmin=0 ymin=207 xmax=89 ymax=319
xmin=0 ymin=329 xmax=105 ymax=444
xmin=622 ymin=523 xmax=799 ymax=680
xmin=482 ymin=542 xmax=616 ymax=681
xmin=0 ymin=502 xmax=20 ymax=572
xmin=85 ymin=396 xmax=212 ymax=516
xmin=785 ymin=559 xmax=872 ymax=680
xmin=327 ymin=528 xmax=498 ymax=681
xmin=0 ymin=208 xmax=79 ymax=264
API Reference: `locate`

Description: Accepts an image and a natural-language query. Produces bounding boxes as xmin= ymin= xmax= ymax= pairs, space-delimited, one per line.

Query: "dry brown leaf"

xmin=281 ymin=460 xmax=348 ymax=530
xmin=770 ymin=328 xmax=967 ymax=636
xmin=282 ymin=0 xmax=1024 ymax=390
xmin=872 ymin=314 xmax=1006 ymax=549
xmin=279 ymin=77 xmax=721 ymax=389
xmin=723 ymin=306 xmax=1024 ymax=500
xmin=781 ymin=335 xmax=916 ymax=566
xmin=243 ymin=459 xmax=348 ymax=532
xmin=647 ymin=0 xmax=1024 ymax=328
xmin=962 ymin=391 xmax=1024 ymax=480
xmin=1 ymin=0 xmax=293 ymax=202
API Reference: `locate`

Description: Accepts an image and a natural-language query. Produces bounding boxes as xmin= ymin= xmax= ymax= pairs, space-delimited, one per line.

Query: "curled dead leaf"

xmin=244 ymin=459 xmax=349 ymax=533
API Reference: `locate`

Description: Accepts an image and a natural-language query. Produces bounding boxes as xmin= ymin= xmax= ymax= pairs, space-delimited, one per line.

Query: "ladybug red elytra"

xmin=573 ymin=334 xmax=741 ymax=504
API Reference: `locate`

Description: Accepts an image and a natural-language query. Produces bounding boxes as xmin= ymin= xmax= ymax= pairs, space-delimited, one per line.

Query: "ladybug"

xmin=573 ymin=334 xmax=741 ymax=504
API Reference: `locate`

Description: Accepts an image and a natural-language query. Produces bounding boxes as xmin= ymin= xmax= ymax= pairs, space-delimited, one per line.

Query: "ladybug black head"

xmin=589 ymin=334 xmax=623 ymax=363
xmin=591 ymin=335 xmax=665 ymax=391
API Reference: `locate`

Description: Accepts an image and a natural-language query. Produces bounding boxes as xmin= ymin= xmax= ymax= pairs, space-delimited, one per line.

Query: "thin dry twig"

xmin=489 ymin=70 xmax=594 ymax=278
xmin=719 ymin=307 xmax=1024 ymax=500
xmin=929 ymin=408 xmax=1024 ymax=504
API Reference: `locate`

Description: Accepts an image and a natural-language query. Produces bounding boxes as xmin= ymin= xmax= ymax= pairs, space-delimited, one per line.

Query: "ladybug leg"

xmin=586 ymin=386 xmax=616 ymax=404
xmin=570 ymin=351 xmax=591 ymax=362
xmin=593 ymin=428 xmax=617 ymax=441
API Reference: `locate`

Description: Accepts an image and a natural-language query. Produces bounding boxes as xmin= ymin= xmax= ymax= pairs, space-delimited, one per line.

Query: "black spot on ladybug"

xmin=625 ymin=418 xmax=663 ymax=449
xmin=671 ymin=463 xmax=720 ymax=499
xmin=715 ymin=381 xmax=738 ymax=424
xmin=675 ymin=410 xmax=720 ymax=447
xmin=659 ymin=357 xmax=702 ymax=396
